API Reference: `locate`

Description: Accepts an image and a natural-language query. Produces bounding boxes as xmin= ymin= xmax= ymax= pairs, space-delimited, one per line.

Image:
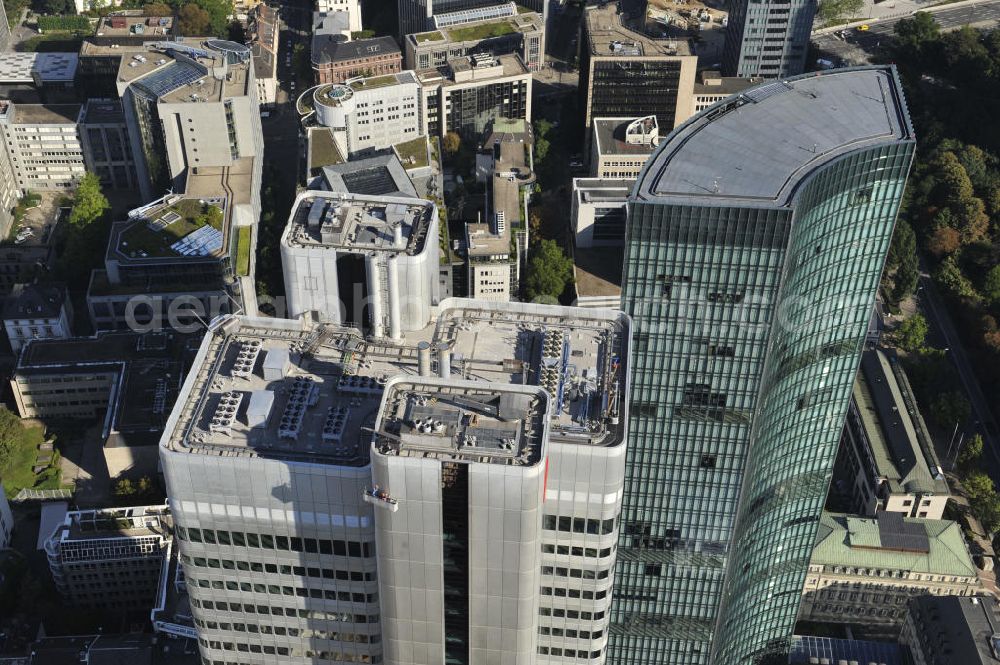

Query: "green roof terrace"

xmin=113 ymin=198 xmax=228 ymax=261
xmin=444 ymin=19 xmax=517 ymax=42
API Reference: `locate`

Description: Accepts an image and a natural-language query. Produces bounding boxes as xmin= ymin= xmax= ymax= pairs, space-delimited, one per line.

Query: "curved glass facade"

xmin=611 ymin=67 xmax=915 ymax=665
xmin=711 ymin=142 xmax=915 ymax=664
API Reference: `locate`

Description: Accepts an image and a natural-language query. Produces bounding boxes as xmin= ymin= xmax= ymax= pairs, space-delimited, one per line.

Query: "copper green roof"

xmin=855 ymin=348 xmax=948 ymax=496
xmin=813 ymin=512 xmax=978 ymax=578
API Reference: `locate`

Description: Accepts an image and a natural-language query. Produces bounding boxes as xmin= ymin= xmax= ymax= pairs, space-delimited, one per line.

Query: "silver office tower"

xmin=610 ymin=67 xmax=915 ymax=665
xmin=162 ymin=298 xmax=631 ymax=665
xmin=722 ymin=0 xmax=816 ymax=78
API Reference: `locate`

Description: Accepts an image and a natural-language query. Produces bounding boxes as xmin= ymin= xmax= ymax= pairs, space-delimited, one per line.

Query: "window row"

xmin=541 ymin=566 xmax=610 ymax=581
xmin=195 ymin=617 xmax=378 ymax=643
xmin=192 ymin=597 xmax=377 ymax=624
xmin=538 ymin=626 xmax=603 ymax=640
xmin=541 ymin=544 xmax=613 ymax=558
xmin=182 ymin=553 xmax=375 ymax=582
xmin=200 ymin=639 xmax=380 ymax=663
xmin=539 ymin=607 xmax=605 ymax=621
xmin=177 ymin=526 xmax=374 ymax=558
xmin=539 ymin=587 xmax=607 ymax=600
xmin=189 ymin=576 xmax=377 ymax=604
xmin=542 ymin=516 xmax=616 ymax=535
xmin=537 ymin=646 xmax=603 ymax=659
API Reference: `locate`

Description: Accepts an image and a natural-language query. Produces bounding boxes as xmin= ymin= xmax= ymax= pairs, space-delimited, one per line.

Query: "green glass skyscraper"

xmin=610 ymin=66 xmax=915 ymax=665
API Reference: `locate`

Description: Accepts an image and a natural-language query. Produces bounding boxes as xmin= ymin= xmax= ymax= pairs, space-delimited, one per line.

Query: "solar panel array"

xmin=340 ymin=167 xmax=397 ymax=196
xmin=170 ymin=225 xmax=223 ymax=256
xmin=789 ymin=635 xmax=902 ymax=665
xmin=877 ymin=510 xmax=930 ymax=553
xmin=134 ymin=61 xmax=207 ymax=99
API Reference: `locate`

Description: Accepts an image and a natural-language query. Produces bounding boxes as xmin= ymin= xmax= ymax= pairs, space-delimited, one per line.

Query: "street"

xmin=813 ymin=0 xmax=1000 ymax=65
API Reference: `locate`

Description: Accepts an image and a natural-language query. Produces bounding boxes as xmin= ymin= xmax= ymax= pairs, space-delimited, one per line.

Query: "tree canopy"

xmin=525 ymin=239 xmax=573 ymax=303
xmin=176 ymin=2 xmax=211 ymax=35
xmin=895 ymin=314 xmax=928 ymax=353
xmin=69 ymin=173 xmax=109 ymax=227
xmin=816 ymin=0 xmax=863 ymax=24
xmin=441 ymin=132 xmax=461 ymax=154
xmin=887 ymin=220 xmax=918 ymax=303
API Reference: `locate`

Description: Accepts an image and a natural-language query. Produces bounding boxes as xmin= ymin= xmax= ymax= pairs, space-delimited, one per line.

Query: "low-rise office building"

xmin=397 ymin=0 xmax=545 ymax=38
xmin=317 ymin=152 xmax=418 ymax=198
xmin=571 ymin=177 xmax=631 ymax=249
xmin=466 ymin=121 xmax=533 ymax=301
xmin=248 ymin=4 xmax=279 ymax=107
xmin=314 ymin=0 xmax=361 ymax=32
xmin=799 ymin=512 xmax=983 ymax=626
xmin=580 ymin=3 xmax=697 ymax=141
xmin=589 ymin=116 xmax=659 ymax=180
xmin=280 ymin=190 xmax=439 ymax=336
xmin=9 ymin=329 xmax=198 ymax=478
xmin=692 ymin=70 xmax=762 ymax=113
xmin=87 ymin=184 xmax=252 ymax=332
xmin=303 ymin=72 xmax=422 ymax=159
xmin=0 ymin=52 xmax=78 ymax=102
xmin=79 ymin=98 xmax=138 ymax=191
xmin=311 ymin=35 xmax=402 ymax=85
xmin=838 ymin=348 xmax=949 ymax=520
xmin=77 ymin=13 xmax=176 ymax=97
xmin=0 ymin=101 xmax=85 ymax=192
xmin=901 ymin=595 xmax=1000 ymax=665
xmin=116 ymin=40 xmax=264 ymax=209
xmin=44 ymin=504 xmax=172 ymax=610
xmin=405 ymin=10 xmax=544 ymax=72
xmin=0 ymin=208 xmax=60 ymax=297
xmin=2 ymin=283 xmax=73 ymax=354
xmin=417 ymin=53 xmax=531 ymax=139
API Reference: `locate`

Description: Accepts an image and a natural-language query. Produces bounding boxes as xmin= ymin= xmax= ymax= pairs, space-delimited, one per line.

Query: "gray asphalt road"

xmin=813 ymin=0 xmax=1000 ymax=64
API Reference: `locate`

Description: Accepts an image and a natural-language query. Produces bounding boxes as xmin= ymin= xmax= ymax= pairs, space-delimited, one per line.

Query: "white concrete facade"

xmin=314 ymin=0 xmax=361 ymax=32
xmin=308 ymin=73 xmax=422 ymax=158
xmin=0 ymin=102 xmax=85 ymax=192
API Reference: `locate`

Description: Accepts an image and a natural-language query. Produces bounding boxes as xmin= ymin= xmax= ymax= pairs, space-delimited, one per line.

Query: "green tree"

xmin=41 ymin=0 xmax=75 ymax=15
xmin=926 ymin=224 xmax=961 ymax=257
xmin=441 ymin=131 xmax=461 ymax=154
xmin=199 ymin=204 xmax=223 ymax=229
xmin=895 ymin=313 xmax=928 ymax=352
xmin=114 ymin=477 xmax=136 ymax=499
xmin=4 ymin=0 xmax=29 ymax=29
xmin=951 ymin=196 xmax=990 ymax=244
xmin=142 ymin=1 xmax=172 ymax=15
xmin=816 ymin=0 xmax=863 ymax=23
xmin=534 ymin=134 xmax=550 ymax=162
xmin=177 ymin=2 xmax=210 ymax=35
xmin=981 ymin=265 xmax=1000 ymax=304
xmin=525 ymin=239 xmax=573 ymax=302
xmin=935 ymin=256 xmax=980 ymax=300
xmin=936 ymin=152 xmax=975 ymax=205
xmin=954 ymin=144 xmax=994 ymax=193
xmin=964 ymin=471 xmax=1000 ymax=533
xmin=68 ymin=172 xmax=109 ymax=227
xmin=0 ymin=409 xmax=22 ymax=469
xmin=930 ymin=390 xmax=971 ymax=429
xmin=887 ymin=220 xmax=919 ymax=302
xmin=959 ymin=433 xmax=985 ymax=469
xmin=137 ymin=475 xmax=154 ymax=499
xmin=894 ymin=12 xmax=940 ymax=53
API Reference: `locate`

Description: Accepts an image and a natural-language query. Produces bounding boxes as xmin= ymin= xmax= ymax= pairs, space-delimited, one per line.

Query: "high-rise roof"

xmin=634 ymin=67 xmax=915 ymax=207
xmin=161 ymin=301 xmax=630 ymax=464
